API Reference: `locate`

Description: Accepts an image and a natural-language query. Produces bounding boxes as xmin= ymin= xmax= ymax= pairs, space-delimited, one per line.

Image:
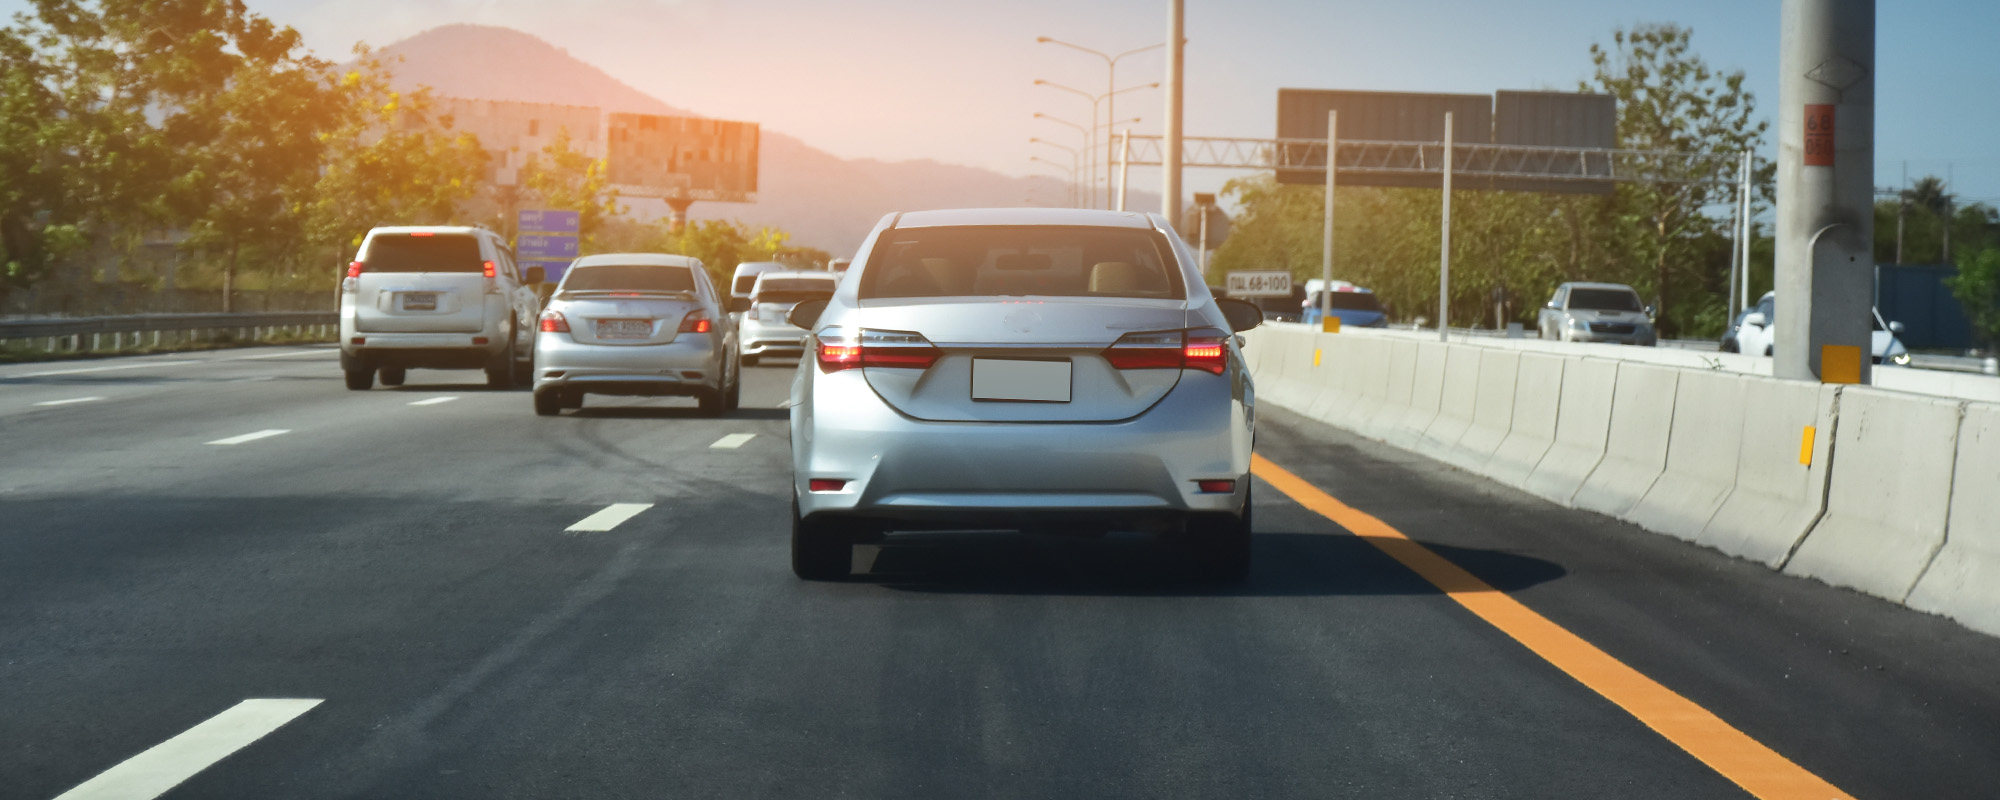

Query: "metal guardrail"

xmin=0 ymin=311 xmax=337 ymax=352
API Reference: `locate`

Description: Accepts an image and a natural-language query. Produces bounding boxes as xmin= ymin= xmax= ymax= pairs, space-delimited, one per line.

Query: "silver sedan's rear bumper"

xmin=791 ymin=368 xmax=1253 ymax=530
xmin=533 ymin=331 xmax=721 ymax=396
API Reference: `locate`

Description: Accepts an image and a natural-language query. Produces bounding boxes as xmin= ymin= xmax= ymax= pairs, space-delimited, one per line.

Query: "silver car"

xmin=739 ymin=270 xmax=838 ymax=365
xmin=339 ymin=226 xmax=541 ymax=390
xmin=1538 ymin=281 xmax=1658 ymax=346
xmin=786 ymin=208 xmax=1265 ymax=581
xmin=531 ymin=254 xmax=740 ymax=416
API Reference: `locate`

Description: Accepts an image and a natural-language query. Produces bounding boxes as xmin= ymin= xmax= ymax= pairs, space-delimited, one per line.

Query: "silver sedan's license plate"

xmin=972 ymin=358 xmax=1071 ymax=403
xmin=401 ymin=292 xmax=437 ymax=311
xmin=595 ymin=319 xmax=652 ymax=339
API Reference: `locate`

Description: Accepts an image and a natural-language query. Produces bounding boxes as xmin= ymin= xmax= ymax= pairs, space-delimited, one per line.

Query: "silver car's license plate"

xmin=401 ymin=292 xmax=437 ymax=311
xmin=595 ymin=319 xmax=652 ymax=339
xmin=971 ymin=358 xmax=1071 ymax=403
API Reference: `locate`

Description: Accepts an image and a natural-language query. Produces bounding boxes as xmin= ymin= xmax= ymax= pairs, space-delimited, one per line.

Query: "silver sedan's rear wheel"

xmin=1189 ymin=481 xmax=1252 ymax=582
xmin=791 ymin=496 xmax=850 ymax=580
xmin=533 ymin=390 xmax=561 ymax=417
xmin=378 ymin=367 xmax=406 ymax=387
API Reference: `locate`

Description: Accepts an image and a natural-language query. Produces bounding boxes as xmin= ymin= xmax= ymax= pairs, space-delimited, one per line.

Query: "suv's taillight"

xmin=482 ymin=260 xmax=497 ymax=279
xmin=815 ymin=327 xmax=940 ymax=372
xmin=1103 ymin=328 xmax=1230 ymax=375
xmin=679 ymin=309 xmax=713 ymax=334
xmin=346 ymin=261 xmax=365 ymax=279
xmin=539 ymin=310 xmax=569 ymax=333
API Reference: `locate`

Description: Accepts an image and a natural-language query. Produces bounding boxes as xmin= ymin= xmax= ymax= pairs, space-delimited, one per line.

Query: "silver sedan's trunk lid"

xmin=556 ymin=291 xmax=700 ymax=346
xmin=856 ymin=298 xmax=1192 ymax=423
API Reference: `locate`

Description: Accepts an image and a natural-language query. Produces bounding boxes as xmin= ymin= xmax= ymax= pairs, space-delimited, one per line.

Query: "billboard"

xmin=1276 ymin=88 xmax=1616 ymax=194
xmin=605 ymin=113 xmax=759 ymax=203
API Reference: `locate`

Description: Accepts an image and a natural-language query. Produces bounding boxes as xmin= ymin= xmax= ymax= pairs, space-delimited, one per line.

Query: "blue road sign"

xmin=518 ymin=209 xmax=580 ymax=234
xmin=523 ymin=259 xmax=574 ymax=283
xmin=518 ymin=234 xmax=579 ymax=258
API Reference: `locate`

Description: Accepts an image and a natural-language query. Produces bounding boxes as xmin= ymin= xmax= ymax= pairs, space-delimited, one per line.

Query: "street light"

xmin=1030 ymin=138 xmax=1081 ymax=207
xmin=1037 ymin=36 xmax=1165 ymax=208
xmin=1033 ymin=78 xmax=1160 ymax=209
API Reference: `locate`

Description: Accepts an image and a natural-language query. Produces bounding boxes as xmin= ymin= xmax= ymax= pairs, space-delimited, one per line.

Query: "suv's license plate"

xmin=401 ymin=292 xmax=437 ymax=311
xmin=596 ymin=319 xmax=652 ymax=339
xmin=972 ymin=358 xmax=1071 ymax=403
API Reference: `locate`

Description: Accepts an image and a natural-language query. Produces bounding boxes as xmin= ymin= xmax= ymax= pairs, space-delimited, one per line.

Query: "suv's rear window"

xmin=1569 ymin=288 xmax=1642 ymax=312
xmin=754 ymin=279 xmax=835 ymax=305
xmin=362 ymin=234 xmax=483 ymax=273
xmin=859 ymin=226 xmax=1184 ymax=300
xmin=563 ymin=265 xmax=697 ymax=293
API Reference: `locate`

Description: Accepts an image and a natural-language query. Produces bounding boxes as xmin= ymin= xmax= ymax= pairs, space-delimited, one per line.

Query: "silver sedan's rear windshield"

xmin=859 ymin=226 xmax=1184 ymax=300
xmin=1569 ymin=289 xmax=1642 ymax=311
xmin=563 ymin=265 xmax=697 ymax=292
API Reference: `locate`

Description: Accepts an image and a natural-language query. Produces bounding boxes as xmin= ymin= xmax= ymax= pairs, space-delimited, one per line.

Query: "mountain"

xmin=366 ymin=25 xmax=1136 ymax=257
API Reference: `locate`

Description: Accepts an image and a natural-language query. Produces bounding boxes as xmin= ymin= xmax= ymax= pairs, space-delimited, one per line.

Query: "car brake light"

xmin=1103 ymin=329 xmax=1230 ymax=374
xmin=539 ymin=310 xmax=569 ymax=333
xmin=1196 ymin=479 xmax=1236 ymax=494
xmin=409 ymin=232 xmax=435 ymax=237
xmin=347 ymin=261 xmax=365 ymax=278
xmin=678 ymin=310 xmax=712 ymax=334
xmin=809 ymin=479 xmax=848 ymax=493
xmin=815 ymin=328 xmax=939 ymax=372
xmin=1184 ymin=332 xmax=1229 ymax=375
xmin=482 ymin=260 xmax=496 ymax=279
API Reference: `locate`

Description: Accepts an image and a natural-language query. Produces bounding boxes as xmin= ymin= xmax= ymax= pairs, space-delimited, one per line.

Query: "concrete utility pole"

xmin=1162 ymin=0 xmax=1184 ymax=230
xmin=1776 ymin=0 xmax=1875 ymax=383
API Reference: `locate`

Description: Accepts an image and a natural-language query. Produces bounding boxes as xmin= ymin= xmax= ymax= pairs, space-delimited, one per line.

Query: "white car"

xmin=738 ymin=271 xmax=838 ymax=365
xmin=339 ymin=226 xmax=541 ymax=390
xmin=531 ymin=254 xmax=739 ymax=416
xmin=1731 ymin=291 xmax=1911 ymax=366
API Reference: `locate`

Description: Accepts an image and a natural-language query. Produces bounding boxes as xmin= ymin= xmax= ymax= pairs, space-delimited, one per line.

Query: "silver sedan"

xmin=532 ymin=254 xmax=741 ymax=416
xmin=786 ymin=208 xmax=1264 ymax=580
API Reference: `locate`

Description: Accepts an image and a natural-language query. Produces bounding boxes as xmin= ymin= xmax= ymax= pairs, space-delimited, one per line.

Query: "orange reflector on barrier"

xmin=1820 ymin=345 xmax=1862 ymax=384
xmin=1799 ymin=426 xmax=1817 ymax=466
xmin=1313 ymin=349 xmax=1322 ymax=367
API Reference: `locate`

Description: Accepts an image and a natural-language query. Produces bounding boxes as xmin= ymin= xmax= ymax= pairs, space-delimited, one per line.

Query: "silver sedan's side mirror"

xmin=1743 ymin=312 xmax=1767 ymax=328
xmin=1889 ymin=320 xmax=1907 ymax=335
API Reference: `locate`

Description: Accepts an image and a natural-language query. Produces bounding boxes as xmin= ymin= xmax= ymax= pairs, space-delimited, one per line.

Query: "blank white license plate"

xmin=400 ymin=292 xmax=437 ymax=311
xmin=972 ymin=358 xmax=1071 ymax=403
xmin=595 ymin=319 xmax=652 ymax=339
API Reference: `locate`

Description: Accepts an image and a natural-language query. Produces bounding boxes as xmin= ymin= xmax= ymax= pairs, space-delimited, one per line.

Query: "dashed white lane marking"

xmin=205 ymin=429 xmax=290 ymax=446
xmin=409 ymin=396 xmax=459 ymax=406
xmin=33 ymin=396 xmax=105 ymax=407
xmin=709 ymin=433 xmax=756 ymax=449
xmin=53 ymin=698 xmax=322 ymax=800
xmin=566 ymin=503 xmax=654 ymax=532
xmin=13 ymin=361 xmax=199 ymax=378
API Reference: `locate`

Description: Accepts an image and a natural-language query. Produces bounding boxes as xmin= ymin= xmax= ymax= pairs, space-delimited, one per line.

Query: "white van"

xmin=339 ymin=226 xmax=542 ymax=390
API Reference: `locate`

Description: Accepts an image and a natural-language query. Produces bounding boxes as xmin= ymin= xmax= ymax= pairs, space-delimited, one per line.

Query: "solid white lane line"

xmin=709 ymin=433 xmax=756 ymax=449
xmin=409 ymin=396 xmax=459 ymax=406
xmin=34 ymin=396 xmax=105 ymax=407
xmin=13 ymin=361 xmax=199 ymax=378
xmin=53 ymin=698 xmax=322 ymax=800
xmin=224 ymin=349 xmax=338 ymax=360
xmin=205 ymin=429 xmax=290 ymax=446
xmin=566 ymin=503 xmax=654 ymax=532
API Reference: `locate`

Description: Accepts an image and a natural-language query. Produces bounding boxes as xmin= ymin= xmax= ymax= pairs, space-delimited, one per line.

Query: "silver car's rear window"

xmin=1569 ymin=289 xmax=1642 ymax=311
xmin=564 ymin=265 xmax=697 ymax=292
xmin=361 ymin=234 xmax=483 ymax=273
xmin=859 ymin=226 xmax=1184 ymax=300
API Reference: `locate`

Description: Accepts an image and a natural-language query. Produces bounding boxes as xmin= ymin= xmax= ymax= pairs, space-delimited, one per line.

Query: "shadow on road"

xmin=560 ymin=405 xmax=787 ymax=421
xmin=863 ymin=531 xmax=1565 ymax=598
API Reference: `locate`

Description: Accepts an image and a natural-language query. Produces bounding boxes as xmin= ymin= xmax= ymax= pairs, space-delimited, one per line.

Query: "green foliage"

xmin=1947 ymin=248 xmax=2000 ymax=350
xmin=518 ymin=129 xmax=621 ymax=249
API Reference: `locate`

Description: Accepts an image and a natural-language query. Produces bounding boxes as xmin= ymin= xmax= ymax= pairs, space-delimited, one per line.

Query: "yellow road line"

xmin=1251 ymin=454 xmax=1854 ymax=800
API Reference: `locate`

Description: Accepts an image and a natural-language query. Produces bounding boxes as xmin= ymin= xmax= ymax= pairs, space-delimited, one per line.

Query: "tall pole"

xmin=1321 ymin=110 xmax=1336 ymax=327
xmin=1439 ymin=112 xmax=1454 ymax=343
xmin=1775 ymin=0 xmax=1874 ymax=383
xmin=1162 ymin=0 xmax=1184 ymax=231
xmin=1117 ymin=130 xmax=1131 ymax=212
xmin=1738 ymin=151 xmax=1753 ymax=311
xmin=1728 ymin=175 xmax=1742 ymax=321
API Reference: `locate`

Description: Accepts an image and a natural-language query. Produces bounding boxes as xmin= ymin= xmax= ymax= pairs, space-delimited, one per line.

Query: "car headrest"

xmin=1089 ymin=262 xmax=1141 ymax=294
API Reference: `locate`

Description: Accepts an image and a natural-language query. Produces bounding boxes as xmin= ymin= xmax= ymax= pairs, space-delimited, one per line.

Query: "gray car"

xmin=1537 ymin=281 xmax=1658 ymax=346
xmin=785 ymin=208 xmax=1265 ymax=581
xmin=531 ymin=254 xmax=740 ymax=416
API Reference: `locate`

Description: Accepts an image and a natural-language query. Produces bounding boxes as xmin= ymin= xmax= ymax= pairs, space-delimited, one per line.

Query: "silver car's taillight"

xmin=1103 ymin=327 xmax=1229 ymax=375
xmin=815 ymin=327 xmax=939 ymax=372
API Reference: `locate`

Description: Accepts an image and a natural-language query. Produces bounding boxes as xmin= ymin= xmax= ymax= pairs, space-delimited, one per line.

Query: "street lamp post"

xmin=1030 ymin=138 xmax=1082 ymax=207
xmin=1037 ymin=36 xmax=1165 ymax=209
xmin=1034 ymin=79 xmax=1160 ymax=210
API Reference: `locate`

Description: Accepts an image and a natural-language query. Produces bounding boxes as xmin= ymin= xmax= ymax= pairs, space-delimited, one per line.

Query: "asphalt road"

xmin=3 ymin=345 xmax=1998 ymax=799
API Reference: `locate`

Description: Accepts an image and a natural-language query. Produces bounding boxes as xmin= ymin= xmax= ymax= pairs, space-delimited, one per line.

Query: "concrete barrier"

xmin=1523 ymin=358 xmax=1617 ymax=506
xmin=1303 ymin=333 xmax=1356 ymax=426
xmin=1574 ymin=363 xmax=1680 ymax=519
xmin=1386 ymin=342 xmax=1449 ymax=449
xmin=1366 ymin=339 xmax=1422 ymax=440
xmin=1487 ymin=353 xmax=1565 ymax=489
xmin=1625 ymin=370 xmax=1749 ymax=541
xmin=1259 ymin=327 xmax=1315 ymax=411
xmin=1341 ymin=336 xmax=1392 ymax=437
xmin=1906 ymin=402 xmax=2000 ymax=636
xmin=1697 ymin=380 xmax=1839 ymax=567
xmin=1450 ymin=349 xmax=1521 ymax=471
xmin=1785 ymin=388 xmax=1963 ymax=602
xmin=1415 ymin=344 xmax=1482 ymax=461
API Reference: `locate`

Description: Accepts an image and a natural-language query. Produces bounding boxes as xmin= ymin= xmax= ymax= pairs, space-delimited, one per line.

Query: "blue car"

xmin=1301 ymin=287 xmax=1389 ymax=328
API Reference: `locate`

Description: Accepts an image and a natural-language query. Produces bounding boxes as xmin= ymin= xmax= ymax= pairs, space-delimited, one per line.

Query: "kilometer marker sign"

xmin=1804 ymin=104 xmax=1835 ymax=167
xmin=1227 ymin=271 xmax=1292 ymax=298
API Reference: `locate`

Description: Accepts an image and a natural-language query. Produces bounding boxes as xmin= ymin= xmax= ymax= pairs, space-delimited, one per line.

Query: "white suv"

xmin=339 ymin=226 xmax=542 ymax=390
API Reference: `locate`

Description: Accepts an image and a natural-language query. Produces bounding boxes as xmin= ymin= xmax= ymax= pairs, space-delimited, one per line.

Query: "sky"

xmin=12 ymin=0 xmax=2000 ymax=207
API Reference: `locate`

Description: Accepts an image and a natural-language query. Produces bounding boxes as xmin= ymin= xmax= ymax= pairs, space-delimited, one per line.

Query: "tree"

xmin=1947 ymin=248 xmax=2000 ymax=352
xmin=517 ymin=129 xmax=621 ymax=249
xmin=1586 ymin=23 xmax=1770 ymax=338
